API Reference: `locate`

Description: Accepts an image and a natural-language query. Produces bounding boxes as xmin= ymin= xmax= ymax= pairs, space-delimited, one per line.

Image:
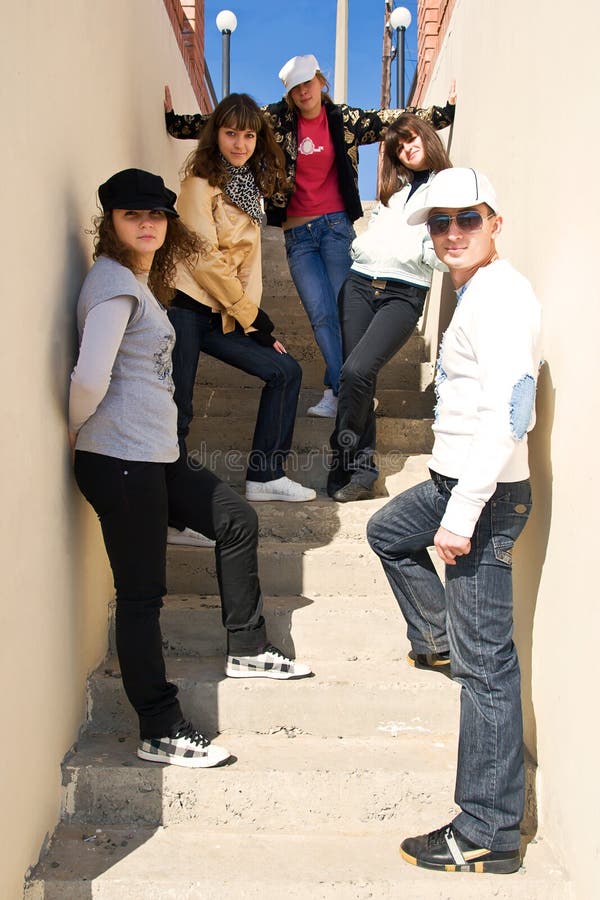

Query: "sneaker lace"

xmin=263 ymin=644 xmax=290 ymax=662
xmin=174 ymin=721 xmax=210 ymax=748
xmin=427 ymin=824 xmax=453 ymax=848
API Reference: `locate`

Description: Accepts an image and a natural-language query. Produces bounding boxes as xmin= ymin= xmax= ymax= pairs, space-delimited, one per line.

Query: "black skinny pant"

xmin=328 ymin=272 xmax=427 ymax=493
xmin=74 ymin=450 xmax=266 ymax=738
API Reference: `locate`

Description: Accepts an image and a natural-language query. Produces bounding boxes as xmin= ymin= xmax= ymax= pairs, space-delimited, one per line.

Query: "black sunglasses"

xmin=426 ymin=210 xmax=495 ymax=237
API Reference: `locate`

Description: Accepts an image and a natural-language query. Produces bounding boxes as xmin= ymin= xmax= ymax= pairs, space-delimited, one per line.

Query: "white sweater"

xmin=430 ymin=260 xmax=543 ymax=537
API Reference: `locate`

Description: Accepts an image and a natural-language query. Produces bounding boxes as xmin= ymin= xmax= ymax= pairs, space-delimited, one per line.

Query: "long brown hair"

xmin=92 ymin=213 xmax=202 ymax=305
xmin=284 ymin=71 xmax=333 ymax=111
xmin=184 ymin=93 xmax=289 ymax=197
xmin=379 ymin=113 xmax=452 ymax=206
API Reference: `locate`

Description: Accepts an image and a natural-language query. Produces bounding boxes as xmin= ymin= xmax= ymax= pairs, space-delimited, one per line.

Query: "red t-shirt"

xmin=287 ymin=105 xmax=345 ymax=217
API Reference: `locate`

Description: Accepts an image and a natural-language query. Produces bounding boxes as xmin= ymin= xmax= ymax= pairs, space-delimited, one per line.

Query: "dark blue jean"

xmin=168 ymin=303 xmax=302 ymax=482
xmin=284 ymin=211 xmax=355 ymax=395
xmin=367 ymin=473 xmax=532 ymax=851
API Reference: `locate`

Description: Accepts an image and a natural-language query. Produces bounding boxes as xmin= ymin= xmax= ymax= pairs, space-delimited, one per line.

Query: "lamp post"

xmin=216 ymin=9 xmax=237 ymax=99
xmin=389 ymin=6 xmax=412 ymax=108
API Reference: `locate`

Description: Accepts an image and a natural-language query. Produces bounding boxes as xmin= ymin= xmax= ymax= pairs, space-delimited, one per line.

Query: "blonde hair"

xmin=285 ymin=71 xmax=332 ymax=111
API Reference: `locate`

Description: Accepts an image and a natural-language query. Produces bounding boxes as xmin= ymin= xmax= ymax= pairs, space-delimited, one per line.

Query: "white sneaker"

xmin=307 ymin=389 xmax=338 ymax=418
xmin=137 ymin=721 xmax=230 ymax=768
xmin=225 ymin=644 xmax=313 ymax=680
xmin=245 ymin=476 xmax=316 ymax=502
xmin=167 ymin=526 xmax=215 ymax=548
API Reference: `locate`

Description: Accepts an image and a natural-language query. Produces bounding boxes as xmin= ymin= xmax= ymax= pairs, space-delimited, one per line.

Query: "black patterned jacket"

xmin=165 ymin=100 xmax=454 ymax=227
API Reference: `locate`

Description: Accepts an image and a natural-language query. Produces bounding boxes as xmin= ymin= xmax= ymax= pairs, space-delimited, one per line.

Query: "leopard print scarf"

xmin=221 ymin=157 xmax=263 ymax=224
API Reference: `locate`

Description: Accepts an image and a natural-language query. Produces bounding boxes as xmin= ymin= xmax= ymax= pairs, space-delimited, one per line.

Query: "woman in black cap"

xmin=69 ymin=168 xmax=312 ymax=769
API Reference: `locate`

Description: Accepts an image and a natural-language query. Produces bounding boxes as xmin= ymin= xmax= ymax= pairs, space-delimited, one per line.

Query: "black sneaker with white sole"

xmin=400 ymin=823 xmax=521 ymax=874
xmin=225 ymin=644 xmax=312 ymax=679
xmin=407 ymin=649 xmax=451 ymax=673
xmin=137 ymin=721 xmax=230 ymax=768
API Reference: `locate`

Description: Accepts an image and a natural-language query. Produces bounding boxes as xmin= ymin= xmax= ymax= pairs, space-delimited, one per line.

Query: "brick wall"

xmin=163 ymin=0 xmax=214 ymax=111
xmin=412 ymin=0 xmax=456 ymax=104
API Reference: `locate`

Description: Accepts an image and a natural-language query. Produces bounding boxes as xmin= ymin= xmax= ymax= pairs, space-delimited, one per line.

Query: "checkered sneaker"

xmin=225 ymin=644 xmax=312 ymax=680
xmin=137 ymin=721 xmax=230 ymax=768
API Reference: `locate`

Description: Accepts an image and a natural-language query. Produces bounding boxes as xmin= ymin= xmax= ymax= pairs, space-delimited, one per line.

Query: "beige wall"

xmin=0 ymin=2 xmax=198 ymax=896
xmin=422 ymin=1 xmax=600 ymax=895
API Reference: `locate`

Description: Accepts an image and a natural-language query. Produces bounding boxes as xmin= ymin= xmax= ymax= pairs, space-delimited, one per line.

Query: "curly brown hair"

xmin=379 ymin=113 xmax=452 ymax=207
xmin=184 ymin=93 xmax=289 ymax=198
xmin=92 ymin=212 xmax=202 ymax=305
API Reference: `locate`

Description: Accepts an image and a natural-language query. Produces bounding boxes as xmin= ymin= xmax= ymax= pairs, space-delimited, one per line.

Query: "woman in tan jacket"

xmin=169 ymin=93 xmax=315 ymax=502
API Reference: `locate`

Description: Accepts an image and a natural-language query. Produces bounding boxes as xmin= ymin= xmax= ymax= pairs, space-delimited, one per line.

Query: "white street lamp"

xmin=216 ymin=10 xmax=238 ymax=98
xmin=390 ymin=6 xmax=412 ymax=108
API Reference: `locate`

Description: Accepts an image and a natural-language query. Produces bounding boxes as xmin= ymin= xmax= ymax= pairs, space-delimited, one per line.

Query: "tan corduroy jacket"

xmin=175 ymin=176 xmax=262 ymax=334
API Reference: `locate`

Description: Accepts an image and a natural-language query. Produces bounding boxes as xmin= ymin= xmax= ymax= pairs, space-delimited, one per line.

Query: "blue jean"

xmin=284 ymin=212 xmax=354 ymax=395
xmin=367 ymin=473 xmax=532 ymax=851
xmin=168 ymin=303 xmax=302 ymax=482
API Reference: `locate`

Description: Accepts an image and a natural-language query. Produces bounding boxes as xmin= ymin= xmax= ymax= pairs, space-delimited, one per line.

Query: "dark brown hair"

xmin=285 ymin=71 xmax=332 ymax=111
xmin=184 ymin=93 xmax=289 ymax=197
xmin=92 ymin=212 xmax=202 ymax=305
xmin=379 ymin=113 xmax=452 ymax=206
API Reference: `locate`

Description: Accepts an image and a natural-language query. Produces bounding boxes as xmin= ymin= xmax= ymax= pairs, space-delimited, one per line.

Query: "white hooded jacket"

xmin=350 ymin=174 xmax=446 ymax=287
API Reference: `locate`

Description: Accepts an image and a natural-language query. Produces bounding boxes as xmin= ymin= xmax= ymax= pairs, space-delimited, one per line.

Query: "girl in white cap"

xmin=165 ymin=59 xmax=454 ymax=419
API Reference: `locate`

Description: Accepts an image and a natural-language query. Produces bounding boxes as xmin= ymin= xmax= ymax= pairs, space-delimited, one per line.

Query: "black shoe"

xmin=407 ymin=649 xmax=451 ymax=672
xmin=332 ymin=481 xmax=374 ymax=503
xmin=400 ymin=823 xmax=521 ymax=874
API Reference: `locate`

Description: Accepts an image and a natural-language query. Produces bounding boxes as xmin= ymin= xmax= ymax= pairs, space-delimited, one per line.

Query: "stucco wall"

xmin=421 ymin=1 xmax=600 ymax=895
xmin=0 ymin=2 xmax=199 ymax=896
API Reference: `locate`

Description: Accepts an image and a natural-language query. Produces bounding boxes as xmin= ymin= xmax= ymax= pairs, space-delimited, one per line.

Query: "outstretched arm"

xmin=354 ymin=78 xmax=457 ymax=144
xmin=164 ymin=84 xmax=207 ymax=140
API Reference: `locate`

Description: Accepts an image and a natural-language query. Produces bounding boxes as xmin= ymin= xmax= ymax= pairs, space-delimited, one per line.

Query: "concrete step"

xmin=195 ymin=354 xmax=434 ymax=390
xmin=261 ymin=331 xmax=427 ymax=364
xmin=88 ymin=654 xmax=461 ymax=737
xmin=167 ymin=538 xmax=391 ymax=596
xmin=109 ymin=590 xmax=411 ymax=660
xmin=193 ymin=386 xmax=434 ymax=419
xmin=182 ymin=449 xmax=431 ymax=495
xmin=25 ymin=826 xmax=571 ymax=900
xmin=187 ymin=414 xmax=434 ymax=456
xmin=61 ymin=731 xmax=457 ymax=829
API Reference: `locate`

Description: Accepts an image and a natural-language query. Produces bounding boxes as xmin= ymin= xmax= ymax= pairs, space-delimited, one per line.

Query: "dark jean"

xmin=367 ymin=473 xmax=532 ymax=851
xmin=284 ymin=211 xmax=355 ymax=395
xmin=329 ymin=272 xmax=427 ymax=493
xmin=74 ymin=449 xmax=266 ymax=738
xmin=168 ymin=302 xmax=302 ymax=482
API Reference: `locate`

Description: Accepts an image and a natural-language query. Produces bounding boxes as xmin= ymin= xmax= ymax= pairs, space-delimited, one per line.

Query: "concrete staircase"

xmin=25 ymin=223 xmax=571 ymax=898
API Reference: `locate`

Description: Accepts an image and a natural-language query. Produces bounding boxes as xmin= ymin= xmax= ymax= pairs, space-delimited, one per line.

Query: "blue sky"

xmin=201 ymin=0 xmax=420 ymax=199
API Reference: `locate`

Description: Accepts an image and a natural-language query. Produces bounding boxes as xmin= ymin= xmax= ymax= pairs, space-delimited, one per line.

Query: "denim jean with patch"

xmin=284 ymin=212 xmax=354 ymax=395
xmin=367 ymin=473 xmax=532 ymax=851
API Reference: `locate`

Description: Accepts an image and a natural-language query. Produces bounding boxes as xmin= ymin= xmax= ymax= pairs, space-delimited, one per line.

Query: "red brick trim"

xmin=163 ymin=0 xmax=214 ymax=111
xmin=412 ymin=0 xmax=456 ymax=105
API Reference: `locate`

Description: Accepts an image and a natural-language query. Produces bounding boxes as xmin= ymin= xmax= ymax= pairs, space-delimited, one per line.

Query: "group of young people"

xmin=68 ymin=52 xmax=542 ymax=877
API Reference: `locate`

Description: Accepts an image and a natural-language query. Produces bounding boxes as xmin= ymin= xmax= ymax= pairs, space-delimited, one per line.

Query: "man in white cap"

xmin=367 ymin=168 xmax=542 ymax=874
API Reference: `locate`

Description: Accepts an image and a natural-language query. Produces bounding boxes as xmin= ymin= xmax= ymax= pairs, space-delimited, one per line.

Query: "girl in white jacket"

xmin=328 ymin=113 xmax=452 ymax=501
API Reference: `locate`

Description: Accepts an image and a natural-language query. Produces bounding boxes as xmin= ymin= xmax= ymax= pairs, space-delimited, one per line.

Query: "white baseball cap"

xmin=407 ymin=168 xmax=498 ymax=225
xmin=278 ymin=54 xmax=320 ymax=92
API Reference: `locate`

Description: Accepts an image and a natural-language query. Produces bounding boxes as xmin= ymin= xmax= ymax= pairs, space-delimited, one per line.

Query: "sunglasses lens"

xmin=427 ymin=215 xmax=450 ymax=236
xmin=456 ymin=211 xmax=484 ymax=231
